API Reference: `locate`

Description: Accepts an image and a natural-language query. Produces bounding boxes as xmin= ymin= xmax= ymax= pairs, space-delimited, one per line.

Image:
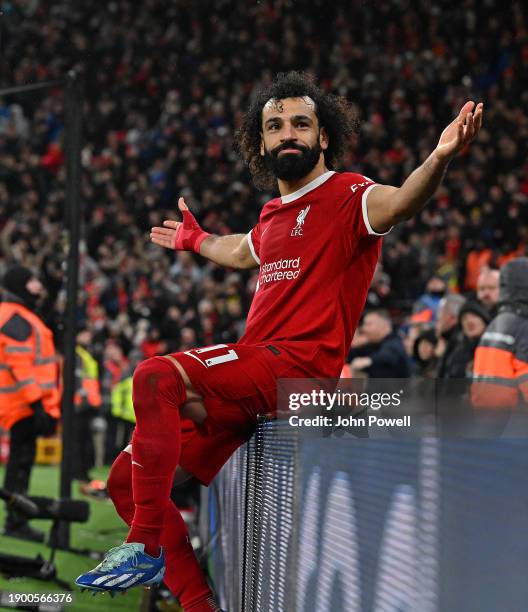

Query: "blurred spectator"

xmin=412 ymin=328 xmax=438 ymax=378
xmin=365 ymin=263 xmax=391 ymax=309
xmin=435 ymin=294 xmax=466 ymax=378
xmin=102 ymin=341 xmax=131 ymax=463
xmin=140 ymin=326 xmax=167 ymax=358
xmin=443 ymin=300 xmax=490 ymax=379
xmin=0 ymin=265 xmax=60 ymax=542
xmin=160 ymin=306 xmax=183 ymax=352
xmin=72 ymin=327 xmax=102 ymax=485
xmin=180 ymin=327 xmax=197 ymax=351
xmin=476 ymin=268 xmax=500 ymax=316
xmin=108 ymin=350 xmax=140 ymax=461
xmin=464 ymin=241 xmax=493 ymax=292
xmin=348 ymin=310 xmax=411 ymax=378
xmin=410 ymin=275 xmax=447 ymax=325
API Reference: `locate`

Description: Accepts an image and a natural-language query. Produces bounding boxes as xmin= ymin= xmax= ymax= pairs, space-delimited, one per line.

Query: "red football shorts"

xmin=163 ymin=342 xmax=310 ymax=485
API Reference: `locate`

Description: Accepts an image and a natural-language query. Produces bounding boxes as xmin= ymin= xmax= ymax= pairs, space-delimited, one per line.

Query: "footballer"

xmin=76 ymin=71 xmax=483 ymax=611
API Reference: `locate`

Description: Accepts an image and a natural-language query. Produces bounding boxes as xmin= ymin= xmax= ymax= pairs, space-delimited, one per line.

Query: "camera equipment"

xmin=0 ymin=488 xmax=92 ymax=590
xmin=0 ymin=489 xmax=90 ymax=523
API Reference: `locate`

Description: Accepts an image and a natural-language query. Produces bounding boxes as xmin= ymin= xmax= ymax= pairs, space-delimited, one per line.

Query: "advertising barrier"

xmin=203 ymin=410 xmax=528 ymax=611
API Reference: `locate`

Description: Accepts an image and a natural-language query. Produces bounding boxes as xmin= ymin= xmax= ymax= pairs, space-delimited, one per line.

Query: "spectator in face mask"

xmin=410 ymin=275 xmax=447 ymax=326
xmin=0 ymin=265 xmax=61 ymax=542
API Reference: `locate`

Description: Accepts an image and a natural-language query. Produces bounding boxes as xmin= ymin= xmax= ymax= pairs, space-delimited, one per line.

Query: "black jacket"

xmin=348 ymin=333 xmax=411 ymax=378
xmin=437 ymin=326 xmax=463 ymax=379
xmin=442 ymin=336 xmax=480 ymax=379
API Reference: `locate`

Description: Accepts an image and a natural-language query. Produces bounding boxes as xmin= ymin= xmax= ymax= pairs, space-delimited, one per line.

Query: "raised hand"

xmin=150 ymin=197 xmax=210 ymax=253
xmin=435 ymin=101 xmax=484 ymax=161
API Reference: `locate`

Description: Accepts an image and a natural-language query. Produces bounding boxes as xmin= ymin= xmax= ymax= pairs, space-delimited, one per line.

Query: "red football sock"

xmin=108 ymin=451 xmax=219 ymax=611
xmin=126 ymin=357 xmax=184 ymax=556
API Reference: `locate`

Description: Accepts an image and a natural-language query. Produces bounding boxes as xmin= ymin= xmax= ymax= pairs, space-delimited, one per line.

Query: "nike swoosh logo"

xmin=131 ymin=460 xmax=144 ymax=468
xmin=261 ymin=225 xmax=270 ymax=237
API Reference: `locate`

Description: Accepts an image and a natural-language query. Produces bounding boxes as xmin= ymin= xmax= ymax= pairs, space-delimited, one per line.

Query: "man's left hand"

xmin=435 ymin=101 xmax=484 ymax=162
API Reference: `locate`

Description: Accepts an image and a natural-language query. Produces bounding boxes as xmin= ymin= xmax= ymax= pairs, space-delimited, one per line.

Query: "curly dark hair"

xmin=235 ymin=71 xmax=360 ymax=190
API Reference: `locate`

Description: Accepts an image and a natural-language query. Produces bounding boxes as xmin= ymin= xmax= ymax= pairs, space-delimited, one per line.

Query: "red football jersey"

xmin=239 ymin=171 xmax=389 ymax=378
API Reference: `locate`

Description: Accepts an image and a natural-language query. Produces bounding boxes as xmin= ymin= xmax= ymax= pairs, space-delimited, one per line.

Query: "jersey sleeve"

xmin=342 ymin=174 xmax=391 ymax=239
xmin=246 ymin=223 xmax=261 ymax=265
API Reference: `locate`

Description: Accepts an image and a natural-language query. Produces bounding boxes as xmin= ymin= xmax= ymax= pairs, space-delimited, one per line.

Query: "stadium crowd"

xmin=0 ymin=0 xmax=527 ymax=440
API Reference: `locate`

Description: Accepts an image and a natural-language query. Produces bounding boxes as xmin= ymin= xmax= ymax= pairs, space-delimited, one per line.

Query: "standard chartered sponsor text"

xmin=260 ymin=257 xmax=301 ymax=285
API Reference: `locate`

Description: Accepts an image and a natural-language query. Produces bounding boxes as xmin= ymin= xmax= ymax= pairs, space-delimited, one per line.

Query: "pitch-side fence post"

xmin=56 ymin=69 xmax=83 ymax=549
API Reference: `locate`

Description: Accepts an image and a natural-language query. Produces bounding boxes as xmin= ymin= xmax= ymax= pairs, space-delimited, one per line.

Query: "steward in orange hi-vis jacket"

xmin=0 ymin=265 xmax=61 ymax=542
xmin=0 ymin=274 xmax=61 ymax=430
xmin=471 ymin=258 xmax=528 ymax=408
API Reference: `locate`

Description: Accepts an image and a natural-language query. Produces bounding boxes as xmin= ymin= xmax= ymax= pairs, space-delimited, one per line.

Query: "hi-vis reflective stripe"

xmin=0 ymin=378 xmax=35 ymax=393
xmin=35 ymin=356 xmax=59 ymax=365
xmin=479 ymin=331 xmax=516 ymax=352
xmin=33 ymin=325 xmax=57 ymax=363
xmin=40 ymin=382 xmax=56 ymax=390
xmin=472 ymin=375 xmax=518 ymax=387
xmin=31 ymin=320 xmax=59 ymax=365
xmin=472 ymin=371 xmax=528 ymax=386
xmin=5 ymin=346 xmax=32 ymax=353
xmin=481 ymin=331 xmax=515 ymax=345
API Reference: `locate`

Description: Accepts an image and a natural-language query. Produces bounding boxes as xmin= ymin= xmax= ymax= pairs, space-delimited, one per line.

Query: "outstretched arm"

xmin=366 ymin=101 xmax=484 ymax=233
xmin=200 ymin=233 xmax=257 ymax=268
xmin=150 ymin=198 xmax=258 ymax=269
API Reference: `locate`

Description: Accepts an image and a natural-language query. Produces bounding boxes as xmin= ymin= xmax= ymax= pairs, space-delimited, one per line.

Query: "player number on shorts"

xmin=184 ymin=344 xmax=239 ymax=367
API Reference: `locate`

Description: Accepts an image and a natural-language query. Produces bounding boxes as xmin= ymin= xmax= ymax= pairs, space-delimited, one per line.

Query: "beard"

xmin=264 ymin=139 xmax=322 ymax=182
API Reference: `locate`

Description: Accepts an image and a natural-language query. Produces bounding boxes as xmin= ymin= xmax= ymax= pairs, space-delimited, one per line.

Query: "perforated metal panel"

xmin=245 ymin=420 xmax=297 ymax=612
xmin=206 ymin=442 xmax=248 ymax=611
